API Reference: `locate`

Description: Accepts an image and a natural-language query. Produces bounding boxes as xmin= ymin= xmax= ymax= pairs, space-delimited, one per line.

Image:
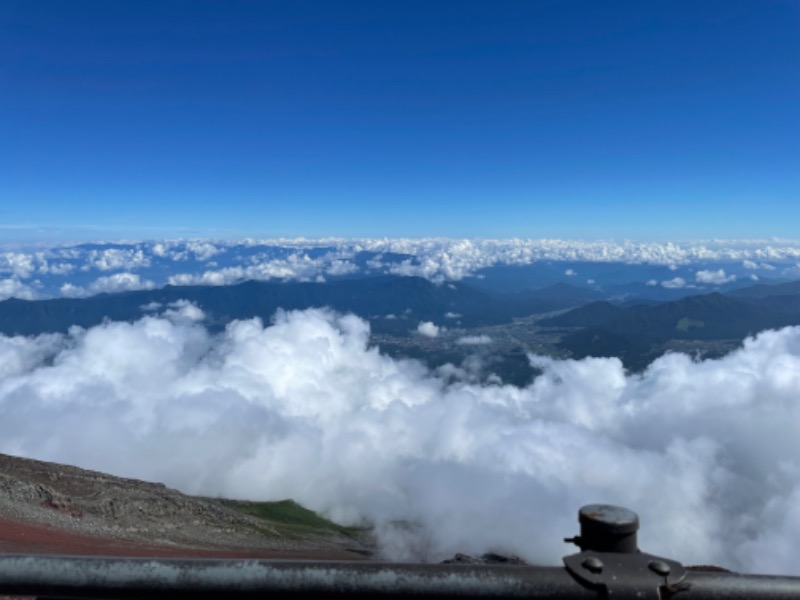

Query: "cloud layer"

xmin=1 ymin=238 xmax=799 ymax=300
xmin=1 ymin=307 xmax=799 ymax=574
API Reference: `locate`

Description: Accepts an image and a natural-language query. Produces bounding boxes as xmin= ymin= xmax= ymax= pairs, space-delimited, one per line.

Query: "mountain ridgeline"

xmin=541 ymin=280 xmax=800 ymax=369
xmin=1 ymin=276 xmax=799 ymax=372
xmin=0 ymin=276 xmax=514 ymax=336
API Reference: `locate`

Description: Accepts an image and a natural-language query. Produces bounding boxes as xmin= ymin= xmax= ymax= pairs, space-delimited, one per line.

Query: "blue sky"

xmin=1 ymin=0 xmax=798 ymax=242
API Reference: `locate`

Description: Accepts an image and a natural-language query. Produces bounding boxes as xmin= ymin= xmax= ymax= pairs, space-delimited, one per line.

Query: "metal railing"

xmin=1 ymin=504 xmax=798 ymax=599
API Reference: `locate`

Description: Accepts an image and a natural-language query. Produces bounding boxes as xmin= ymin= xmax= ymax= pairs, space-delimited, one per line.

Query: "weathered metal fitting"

xmin=564 ymin=505 xmax=688 ymax=600
xmin=574 ymin=504 xmax=640 ymax=553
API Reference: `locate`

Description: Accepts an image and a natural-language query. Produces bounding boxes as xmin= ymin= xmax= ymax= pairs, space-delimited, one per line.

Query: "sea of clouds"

xmin=1 ymin=302 xmax=799 ymax=574
xmin=1 ymin=238 xmax=799 ymax=300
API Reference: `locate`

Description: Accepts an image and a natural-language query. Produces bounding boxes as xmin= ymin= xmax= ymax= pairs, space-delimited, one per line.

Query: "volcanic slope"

xmin=0 ymin=452 xmax=374 ymax=559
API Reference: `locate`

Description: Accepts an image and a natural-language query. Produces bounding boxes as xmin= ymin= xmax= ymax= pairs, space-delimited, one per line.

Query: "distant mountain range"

xmin=540 ymin=280 xmax=800 ymax=369
xmin=2 ymin=276 xmax=798 ymax=373
xmin=0 ymin=276 xmax=514 ymax=336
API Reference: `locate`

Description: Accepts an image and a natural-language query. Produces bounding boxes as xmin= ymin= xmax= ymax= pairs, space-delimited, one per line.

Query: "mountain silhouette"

xmin=0 ymin=276 xmax=513 ymax=337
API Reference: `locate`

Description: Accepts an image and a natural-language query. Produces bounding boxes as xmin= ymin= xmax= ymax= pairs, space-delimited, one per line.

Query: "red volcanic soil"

xmin=0 ymin=516 xmax=364 ymax=560
xmin=0 ymin=453 xmax=374 ymax=562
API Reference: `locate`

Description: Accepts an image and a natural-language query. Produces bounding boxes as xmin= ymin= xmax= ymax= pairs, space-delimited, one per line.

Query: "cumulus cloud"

xmin=186 ymin=241 xmax=223 ymax=261
xmin=0 ymin=277 xmax=37 ymax=301
xmin=661 ymin=277 xmax=687 ymax=289
xmin=358 ymin=238 xmax=800 ymax=281
xmin=696 ymin=269 xmax=737 ymax=285
xmin=456 ymin=335 xmax=492 ymax=345
xmin=59 ymin=283 xmax=85 ymax=298
xmin=743 ymin=260 xmax=776 ymax=271
xmin=84 ymin=248 xmax=151 ymax=272
xmin=1 ymin=309 xmax=799 ymax=574
xmin=565 ymin=269 xmax=576 ymax=276
xmin=59 ymin=274 xmax=157 ymax=298
xmin=416 ymin=322 xmax=440 ymax=337
xmin=162 ymin=300 xmax=206 ymax=322
xmin=167 ymin=252 xmax=353 ymax=287
xmin=326 ymin=260 xmax=359 ymax=276
xmin=0 ymin=252 xmax=38 ymax=278
xmin=3 ymin=238 xmax=800 ymax=300
xmin=91 ymin=273 xmax=156 ymax=294
xmin=41 ymin=262 xmax=75 ymax=276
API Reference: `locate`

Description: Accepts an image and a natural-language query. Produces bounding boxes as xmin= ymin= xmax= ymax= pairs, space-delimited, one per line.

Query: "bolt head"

xmin=581 ymin=556 xmax=604 ymax=573
xmin=648 ymin=560 xmax=671 ymax=577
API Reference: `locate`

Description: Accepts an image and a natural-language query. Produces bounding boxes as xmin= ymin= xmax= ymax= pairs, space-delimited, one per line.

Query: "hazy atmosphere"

xmin=1 ymin=0 xmax=799 ymax=577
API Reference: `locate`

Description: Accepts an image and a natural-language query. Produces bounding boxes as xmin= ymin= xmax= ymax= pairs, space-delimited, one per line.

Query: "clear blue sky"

xmin=1 ymin=0 xmax=798 ymax=241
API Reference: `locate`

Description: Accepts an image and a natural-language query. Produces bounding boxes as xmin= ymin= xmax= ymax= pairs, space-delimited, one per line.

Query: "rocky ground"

xmin=0 ymin=452 xmax=375 ymax=559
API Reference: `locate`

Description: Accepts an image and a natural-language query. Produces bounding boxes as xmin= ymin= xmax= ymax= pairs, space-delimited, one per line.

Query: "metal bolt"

xmin=648 ymin=560 xmax=671 ymax=577
xmin=581 ymin=557 xmax=604 ymax=573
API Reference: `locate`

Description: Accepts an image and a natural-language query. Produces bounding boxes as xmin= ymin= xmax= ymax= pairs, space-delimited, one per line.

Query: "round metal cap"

xmin=579 ymin=504 xmax=639 ymax=535
xmin=575 ymin=504 xmax=640 ymax=553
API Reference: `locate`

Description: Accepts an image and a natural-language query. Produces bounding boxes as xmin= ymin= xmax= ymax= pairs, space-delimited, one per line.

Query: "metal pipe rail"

xmin=1 ymin=555 xmax=800 ymax=599
xmin=1 ymin=504 xmax=799 ymax=599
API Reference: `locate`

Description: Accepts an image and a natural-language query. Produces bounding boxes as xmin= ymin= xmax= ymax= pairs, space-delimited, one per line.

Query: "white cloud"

xmin=743 ymin=260 xmax=776 ymax=271
xmin=0 ymin=331 xmax=64 ymax=378
xmin=168 ymin=252 xmax=345 ymax=286
xmin=416 ymin=322 xmax=440 ymax=337
xmin=168 ymin=269 xmax=239 ymax=286
xmin=326 ymin=260 xmax=359 ymax=276
xmin=0 ymin=277 xmax=37 ymax=300
xmin=661 ymin=277 xmax=687 ymax=289
xmin=89 ymin=273 xmax=156 ymax=295
xmin=456 ymin=335 xmax=492 ymax=345
xmin=565 ymin=269 xmax=576 ymax=276
xmin=696 ymin=269 xmax=737 ymax=285
xmin=8 ymin=238 xmax=800 ymax=299
xmin=84 ymin=248 xmax=150 ymax=272
xmin=42 ymin=262 xmax=75 ymax=275
xmin=0 ymin=312 xmax=800 ymax=574
xmin=444 ymin=312 xmax=461 ymax=319
xmin=59 ymin=283 xmax=86 ymax=298
xmin=186 ymin=241 xmax=222 ymax=261
xmin=162 ymin=300 xmax=205 ymax=322
xmin=646 ymin=279 xmax=658 ymax=286
xmin=0 ymin=252 xmax=37 ymax=278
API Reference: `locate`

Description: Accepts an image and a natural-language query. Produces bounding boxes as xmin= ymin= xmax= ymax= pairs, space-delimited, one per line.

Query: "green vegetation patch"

xmin=221 ymin=499 xmax=362 ymax=536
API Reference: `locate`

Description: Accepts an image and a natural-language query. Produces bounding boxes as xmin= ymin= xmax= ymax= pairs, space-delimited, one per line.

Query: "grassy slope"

xmin=220 ymin=499 xmax=364 ymax=539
